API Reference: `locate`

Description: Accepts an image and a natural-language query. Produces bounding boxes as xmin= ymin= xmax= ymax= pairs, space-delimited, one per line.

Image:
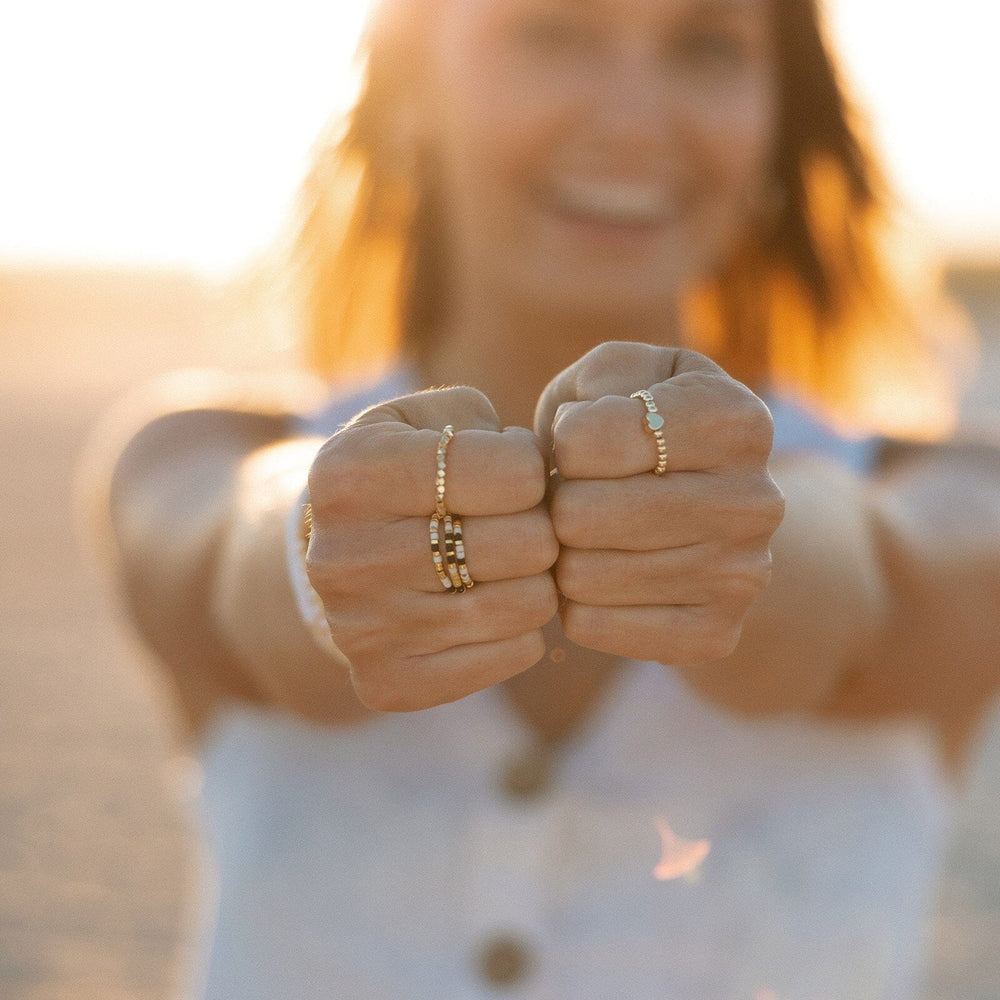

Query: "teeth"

xmin=552 ymin=178 xmax=675 ymax=223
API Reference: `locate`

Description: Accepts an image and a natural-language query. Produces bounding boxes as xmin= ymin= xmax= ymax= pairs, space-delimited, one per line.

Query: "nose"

xmin=588 ymin=44 xmax=672 ymax=159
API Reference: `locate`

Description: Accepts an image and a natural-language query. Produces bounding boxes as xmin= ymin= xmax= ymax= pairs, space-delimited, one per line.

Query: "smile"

xmin=547 ymin=178 xmax=680 ymax=227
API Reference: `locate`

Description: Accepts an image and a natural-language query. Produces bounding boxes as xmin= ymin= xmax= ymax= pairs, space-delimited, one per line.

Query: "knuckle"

xmin=395 ymin=384 xmax=501 ymax=432
xmin=552 ymin=396 xmax=621 ymax=476
xmin=506 ymin=436 xmax=548 ymax=508
xmin=511 ymin=629 xmax=547 ymax=673
xmin=551 ymin=402 xmax=592 ymax=470
xmin=554 ymin=549 xmax=593 ymax=603
xmin=697 ymin=382 xmax=774 ymax=461
xmin=521 ymin=507 xmax=560 ymax=572
xmin=327 ymin=619 xmax=377 ymax=665
xmin=537 ymin=518 xmax=561 ymax=571
xmin=561 ymin=600 xmax=601 ymax=648
xmin=578 ymin=340 xmax=626 ymax=377
xmin=733 ymin=394 xmax=775 ymax=456
xmin=549 ymin=484 xmax=592 ymax=547
xmin=305 ymin=535 xmax=373 ymax=597
xmin=689 ymin=618 xmax=744 ymax=663
xmin=762 ymin=479 xmax=786 ymax=531
xmin=351 ymin=661 xmax=428 ymax=713
xmin=308 ymin=433 xmax=359 ymax=510
xmin=675 ymin=347 xmax=719 ymax=372
xmin=743 ymin=477 xmax=786 ymax=537
xmin=350 ymin=666 xmax=398 ymax=712
xmin=303 ymin=548 xmax=338 ymax=596
xmin=714 ymin=474 xmax=785 ymax=539
xmin=750 ymin=397 xmax=776 ymax=443
xmin=448 ymin=385 xmax=501 ymax=427
xmin=711 ymin=550 xmax=773 ymax=606
xmin=523 ymin=573 xmax=560 ymax=627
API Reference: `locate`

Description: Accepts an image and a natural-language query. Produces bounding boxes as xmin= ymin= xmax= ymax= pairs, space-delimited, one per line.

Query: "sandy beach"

xmin=2 ymin=262 xmax=1000 ymax=998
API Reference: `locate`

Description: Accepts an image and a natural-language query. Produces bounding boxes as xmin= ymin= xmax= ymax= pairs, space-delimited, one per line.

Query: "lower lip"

xmin=545 ymin=203 xmax=680 ymax=253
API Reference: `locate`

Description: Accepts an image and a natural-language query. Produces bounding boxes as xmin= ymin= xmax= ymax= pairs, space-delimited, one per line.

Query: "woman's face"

xmin=414 ymin=0 xmax=779 ymax=320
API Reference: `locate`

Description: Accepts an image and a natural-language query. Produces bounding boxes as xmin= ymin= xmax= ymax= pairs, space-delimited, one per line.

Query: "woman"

xmin=88 ymin=0 xmax=1000 ymax=996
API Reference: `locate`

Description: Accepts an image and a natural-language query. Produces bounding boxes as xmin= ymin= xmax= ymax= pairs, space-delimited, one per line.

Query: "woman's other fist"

xmin=535 ymin=342 xmax=784 ymax=665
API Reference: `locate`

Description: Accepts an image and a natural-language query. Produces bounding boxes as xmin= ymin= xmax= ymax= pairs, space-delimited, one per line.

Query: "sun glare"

xmin=824 ymin=0 xmax=1000 ymax=259
xmin=0 ymin=0 xmax=996 ymax=275
xmin=652 ymin=817 xmax=712 ymax=881
xmin=0 ymin=0 xmax=370 ymax=277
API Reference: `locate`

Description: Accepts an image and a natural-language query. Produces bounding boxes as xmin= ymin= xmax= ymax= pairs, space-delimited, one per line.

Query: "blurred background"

xmin=1 ymin=0 xmax=999 ymax=997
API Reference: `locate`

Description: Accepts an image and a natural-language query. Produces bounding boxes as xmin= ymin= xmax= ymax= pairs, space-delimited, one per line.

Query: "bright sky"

xmin=1 ymin=0 xmax=997 ymax=278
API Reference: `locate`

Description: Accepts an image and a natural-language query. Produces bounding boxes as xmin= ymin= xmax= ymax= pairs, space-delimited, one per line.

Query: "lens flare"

xmin=652 ymin=816 xmax=711 ymax=881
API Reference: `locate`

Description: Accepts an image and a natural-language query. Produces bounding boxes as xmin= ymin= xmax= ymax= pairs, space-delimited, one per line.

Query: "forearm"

xmin=675 ymin=433 xmax=1000 ymax=769
xmin=85 ymin=372 xmax=370 ymax=745
xmin=210 ymin=439 xmax=372 ymax=726
xmin=94 ymin=405 xmax=294 ymax=744
xmin=820 ymin=434 xmax=1000 ymax=766
xmin=672 ymin=452 xmax=890 ymax=716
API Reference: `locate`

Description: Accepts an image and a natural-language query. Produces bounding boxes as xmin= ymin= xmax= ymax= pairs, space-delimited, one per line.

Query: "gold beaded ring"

xmin=429 ymin=513 xmax=456 ymax=592
xmin=442 ymin=514 xmax=466 ymax=592
xmin=451 ymin=515 xmax=474 ymax=589
xmin=434 ymin=425 xmax=454 ymax=518
xmin=429 ymin=425 xmax=475 ymax=593
xmin=630 ymin=389 xmax=668 ymax=475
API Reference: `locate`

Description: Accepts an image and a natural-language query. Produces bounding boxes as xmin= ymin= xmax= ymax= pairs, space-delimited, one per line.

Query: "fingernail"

xmin=553 ymin=402 xmax=576 ymax=428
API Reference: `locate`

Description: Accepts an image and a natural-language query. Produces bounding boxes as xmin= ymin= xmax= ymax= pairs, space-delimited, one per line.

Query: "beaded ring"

xmin=630 ymin=389 xmax=668 ymax=476
xmin=451 ymin=515 xmax=474 ymax=589
xmin=434 ymin=425 xmax=454 ymax=518
xmin=429 ymin=513 xmax=456 ymax=592
xmin=429 ymin=426 xmax=474 ymax=593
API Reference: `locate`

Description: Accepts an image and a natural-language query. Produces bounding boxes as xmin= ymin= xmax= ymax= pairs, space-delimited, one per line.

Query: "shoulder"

xmin=875 ymin=420 xmax=1000 ymax=480
xmin=764 ymin=391 xmax=881 ymax=476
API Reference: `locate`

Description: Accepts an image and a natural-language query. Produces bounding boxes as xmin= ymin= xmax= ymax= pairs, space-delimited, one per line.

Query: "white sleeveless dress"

xmin=183 ymin=370 xmax=953 ymax=1000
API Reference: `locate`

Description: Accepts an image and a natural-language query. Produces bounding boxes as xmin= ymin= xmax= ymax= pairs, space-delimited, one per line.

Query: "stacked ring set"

xmin=429 ymin=425 xmax=475 ymax=593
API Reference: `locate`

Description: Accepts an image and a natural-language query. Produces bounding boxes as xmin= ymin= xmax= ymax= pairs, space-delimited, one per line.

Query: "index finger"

xmin=552 ymin=375 xmax=774 ymax=479
xmin=535 ymin=342 xmax=773 ymax=478
xmin=310 ymin=421 xmax=546 ymax=520
xmin=533 ymin=341 xmax=727 ymax=457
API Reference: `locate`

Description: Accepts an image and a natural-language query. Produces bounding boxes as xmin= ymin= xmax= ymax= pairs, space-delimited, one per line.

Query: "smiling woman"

xmin=78 ymin=0 xmax=1000 ymax=998
xmin=422 ymin=0 xmax=777 ymax=316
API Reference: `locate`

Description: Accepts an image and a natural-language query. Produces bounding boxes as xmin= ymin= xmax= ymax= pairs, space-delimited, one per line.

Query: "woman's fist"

xmin=535 ymin=342 xmax=784 ymax=665
xmin=306 ymin=387 xmax=558 ymax=711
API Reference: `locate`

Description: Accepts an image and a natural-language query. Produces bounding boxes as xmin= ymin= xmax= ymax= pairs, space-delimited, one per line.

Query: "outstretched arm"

xmin=80 ymin=370 xmax=370 ymax=746
xmin=673 ymin=433 xmax=1000 ymax=771
xmin=823 ymin=434 xmax=1000 ymax=767
xmin=534 ymin=341 xmax=1000 ymax=772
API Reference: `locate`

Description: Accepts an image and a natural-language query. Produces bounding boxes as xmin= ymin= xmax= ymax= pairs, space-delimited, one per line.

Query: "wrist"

xmin=284 ymin=483 xmax=340 ymax=658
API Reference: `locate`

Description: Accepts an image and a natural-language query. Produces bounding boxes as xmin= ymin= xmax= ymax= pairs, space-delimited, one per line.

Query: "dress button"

xmin=499 ymin=746 xmax=552 ymax=802
xmin=476 ymin=932 xmax=535 ymax=988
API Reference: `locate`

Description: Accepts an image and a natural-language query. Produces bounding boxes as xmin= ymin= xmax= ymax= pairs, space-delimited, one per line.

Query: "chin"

xmin=520 ymin=259 xmax=690 ymax=320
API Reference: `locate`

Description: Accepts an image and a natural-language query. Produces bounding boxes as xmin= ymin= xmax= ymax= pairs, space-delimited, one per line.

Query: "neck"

xmin=418 ymin=286 xmax=682 ymax=431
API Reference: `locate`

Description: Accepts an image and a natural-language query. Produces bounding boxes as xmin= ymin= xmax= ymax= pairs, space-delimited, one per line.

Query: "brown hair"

xmin=290 ymin=0 xmax=970 ymax=436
